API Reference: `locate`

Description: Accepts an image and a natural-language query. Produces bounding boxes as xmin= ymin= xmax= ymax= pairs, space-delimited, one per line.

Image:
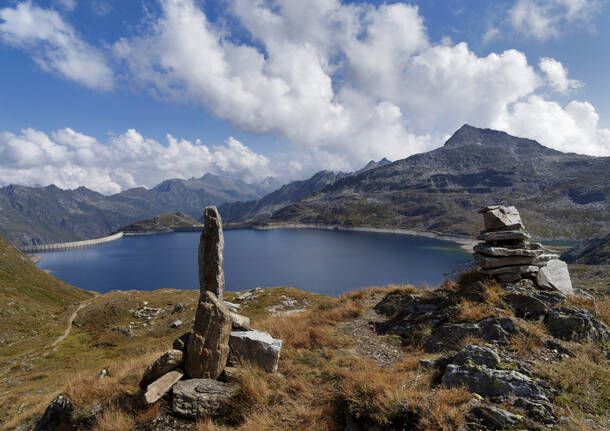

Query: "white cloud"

xmin=496 ymin=96 xmax=610 ymax=155
xmin=0 ymin=1 xmax=113 ymax=90
xmin=509 ymin=0 xmax=601 ymax=40
xmin=539 ymin=57 xmax=582 ymax=93
xmin=0 ymin=128 xmax=272 ymax=194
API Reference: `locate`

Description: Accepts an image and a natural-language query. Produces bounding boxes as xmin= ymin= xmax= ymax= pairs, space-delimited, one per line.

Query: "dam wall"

xmin=20 ymin=232 xmax=124 ymax=252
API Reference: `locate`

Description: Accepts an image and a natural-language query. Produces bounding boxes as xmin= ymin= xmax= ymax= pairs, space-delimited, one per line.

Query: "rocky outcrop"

xmin=33 ymin=394 xmax=73 ymax=431
xmin=546 ymin=308 xmax=610 ymax=342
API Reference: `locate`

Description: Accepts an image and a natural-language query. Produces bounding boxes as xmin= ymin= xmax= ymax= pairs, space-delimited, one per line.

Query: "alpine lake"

xmin=35 ymin=228 xmax=473 ymax=296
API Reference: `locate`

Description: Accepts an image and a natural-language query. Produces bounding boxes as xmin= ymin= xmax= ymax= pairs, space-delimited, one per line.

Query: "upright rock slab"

xmin=536 ymin=259 xmax=573 ymax=295
xmin=199 ymin=206 xmax=225 ymax=300
xmin=185 ymin=291 xmax=232 ymax=379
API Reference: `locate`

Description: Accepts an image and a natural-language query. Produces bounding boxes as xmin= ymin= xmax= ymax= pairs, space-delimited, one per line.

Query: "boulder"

xmin=185 ymin=291 xmax=232 ymax=379
xmin=503 ymin=293 xmax=548 ymax=320
xmin=470 ymin=406 xmax=524 ymax=430
xmin=199 ymin=206 xmax=225 ymax=300
xmin=33 ymin=394 xmax=73 ymax=431
xmin=536 ymin=259 xmax=573 ymax=295
xmin=442 ymin=365 xmax=544 ymax=398
xmin=477 ymin=230 xmax=530 ymax=242
xmin=172 ymin=378 xmax=239 ymax=418
xmin=479 ymin=206 xmax=523 ymax=230
xmin=424 ymin=318 xmax=515 ymax=352
xmin=142 ymin=370 xmax=184 ymax=405
xmin=545 ymin=308 xmax=609 ymax=342
xmin=139 ymin=349 xmax=184 ymax=389
xmin=229 ymin=312 xmax=251 ymax=331
xmin=451 ymin=344 xmax=501 ymax=369
xmin=229 ymin=330 xmax=282 ymax=373
xmin=510 ymin=397 xmax=556 ymax=424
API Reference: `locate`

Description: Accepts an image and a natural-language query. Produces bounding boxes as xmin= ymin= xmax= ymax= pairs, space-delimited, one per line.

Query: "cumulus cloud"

xmin=509 ymin=0 xmax=601 ymax=40
xmin=57 ymin=0 xmax=77 ymax=11
xmin=0 ymin=128 xmax=272 ymax=194
xmin=0 ymin=1 xmax=113 ymax=90
xmin=539 ymin=57 xmax=582 ymax=93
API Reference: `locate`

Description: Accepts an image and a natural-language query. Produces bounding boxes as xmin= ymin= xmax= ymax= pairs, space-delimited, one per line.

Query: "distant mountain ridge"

xmin=223 ymin=125 xmax=610 ymax=240
xmin=0 ymin=173 xmax=264 ymax=246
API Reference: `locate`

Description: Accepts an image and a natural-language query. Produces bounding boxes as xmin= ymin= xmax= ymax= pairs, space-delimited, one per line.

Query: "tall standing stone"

xmin=185 ymin=290 xmax=232 ymax=379
xmin=199 ymin=206 xmax=224 ymax=301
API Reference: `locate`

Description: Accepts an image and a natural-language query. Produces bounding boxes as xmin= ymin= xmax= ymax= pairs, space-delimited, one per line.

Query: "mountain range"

xmin=1 ymin=124 xmax=608 ymax=246
xmin=0 ymin=173 xmax=268 ymax=246
xmin=221 ymin=125 xmax=609 ymax=240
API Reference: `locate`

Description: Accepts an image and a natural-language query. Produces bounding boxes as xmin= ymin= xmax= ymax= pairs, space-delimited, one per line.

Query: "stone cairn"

xmin=474 ymin=205 xmax=573 ymax=294
xmin=138 ymin=206 xmax=282 ymax=419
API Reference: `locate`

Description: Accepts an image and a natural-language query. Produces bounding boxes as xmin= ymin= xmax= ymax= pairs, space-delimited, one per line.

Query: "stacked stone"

xmin=474 ymin=206 xmax=559 ymax=283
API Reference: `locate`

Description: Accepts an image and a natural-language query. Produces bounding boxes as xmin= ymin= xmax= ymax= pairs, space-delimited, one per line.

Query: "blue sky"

xmin=0 ymin=0 xmax=608 ymax=194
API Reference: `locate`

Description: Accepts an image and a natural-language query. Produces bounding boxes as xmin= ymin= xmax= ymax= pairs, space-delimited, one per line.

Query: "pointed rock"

xmin=199 ymin=206 xmax=225 ymax=300
xmin=185 ymin=291 xmax=232 ymax=379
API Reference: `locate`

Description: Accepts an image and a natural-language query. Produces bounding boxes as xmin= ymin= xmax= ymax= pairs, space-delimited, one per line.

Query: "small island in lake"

xmin=119 ymin=212 xmax=203 ymax=235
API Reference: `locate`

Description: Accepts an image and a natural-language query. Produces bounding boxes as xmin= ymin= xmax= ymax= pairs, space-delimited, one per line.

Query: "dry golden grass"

xmin=0 ymin=392 xmax=60 ymax=431
xmin=508 ymin=320 xmax=547 ymax=356
xmin=536 ymin=345 xmax=610 ymax=416
xmin=455 ymin=300 xmax=497 ymax=323
xmin=91 ymin=405 xmax=135 ymax=431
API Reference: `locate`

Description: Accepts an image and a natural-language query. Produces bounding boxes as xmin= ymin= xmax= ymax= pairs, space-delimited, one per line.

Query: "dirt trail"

xmin=51 ymin=301 xmax=89 ymax=348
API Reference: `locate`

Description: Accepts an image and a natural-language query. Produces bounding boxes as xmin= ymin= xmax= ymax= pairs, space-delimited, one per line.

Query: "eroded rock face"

xmin=199 ymin=206 xmax=225 ymax=300
xmin=185 ymin=291 xmax=232 ymax=379
xmin=139 ymin=349 xmax=184 ymax=389
xmin=229 ymin=330 xmax=282 ymax=373
xmin=172 ymin=378 xmax=239 ymax=418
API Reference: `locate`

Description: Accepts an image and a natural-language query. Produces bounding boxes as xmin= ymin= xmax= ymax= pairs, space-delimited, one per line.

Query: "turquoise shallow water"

xmin=36 ymin=229 xmax=473 ymax=296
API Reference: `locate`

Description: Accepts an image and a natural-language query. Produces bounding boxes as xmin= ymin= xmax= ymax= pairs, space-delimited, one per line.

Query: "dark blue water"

xmin=36 ymin=229 xmax=473 ymax=296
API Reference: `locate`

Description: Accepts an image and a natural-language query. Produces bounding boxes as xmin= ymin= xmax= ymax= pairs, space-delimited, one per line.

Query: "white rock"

xmin=229 ymin=330 xmax=282 ymax=373
xmin=536 ymin=259 xmax=573 ymax=295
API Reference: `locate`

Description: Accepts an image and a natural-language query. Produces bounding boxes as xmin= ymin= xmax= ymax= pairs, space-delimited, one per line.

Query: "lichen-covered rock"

xmin=139 ymin=349 xmax=184 ymax=389
xmin=172 ymin=378 xmax=239 ymax=418
xmin=229 ymin=330 xmax=282 ymax=373
xmin=470 ymin=405 xmax=524 ymax=430
xmin=142 ymin=370 xmax=184 ymax=404
xmin=424 ymin=318 xmax=516 ymax=352
xmin=536 ymin=259 xmax=574 ymax=295
xmin=545 ymin=307 xmax=609 ymax=342
xmin=451 ymin=344 xmax=501 ymax=369
xmin=442 ymin=364 xmax=544 ymax=398
xmin=185 ymin=291 xmax=232 ymax=379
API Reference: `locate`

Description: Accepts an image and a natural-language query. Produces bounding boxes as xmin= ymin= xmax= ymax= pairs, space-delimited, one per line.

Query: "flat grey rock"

xmin=474 ymin=252 xmax=536 ymax=269
xmin=229 ymin=330 xmax=282 ymax=372
xmin=172 ymin=378 xmax=239 ymax=418
xmin=536 ymin=259 xmax=573 ymax=295
xmin=443 ymin=364 xmax=543 ymax=398
xmin=474 ymin=243 xmax=542 ymax=257
xmin=143 ymin=370 xmax=184 ymax=404
xmin=479 ymin=206 xmax=522 ymax=230
xmin=477 ymin=230 xmax=530 ymax=242
xmin=479 ymin=265 xmax=539 ymax=276
xmin=229 ymin=312 xmax=251 ymax=331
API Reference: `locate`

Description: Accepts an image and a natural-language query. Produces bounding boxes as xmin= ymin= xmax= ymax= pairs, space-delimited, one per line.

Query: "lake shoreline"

xmin=244 ymin=222 xmax=477 ymax=251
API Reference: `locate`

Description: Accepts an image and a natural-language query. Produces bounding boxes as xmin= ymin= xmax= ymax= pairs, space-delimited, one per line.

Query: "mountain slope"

xmin=561 ymin=233 xmax=610 ymax=265
xmin=119 ymin=212 xmax=202 ymax=233
xmin=0 ymin=174 xmax=264 ymax=246
xmin=238 ymin=125 xmax=609 ymax=240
